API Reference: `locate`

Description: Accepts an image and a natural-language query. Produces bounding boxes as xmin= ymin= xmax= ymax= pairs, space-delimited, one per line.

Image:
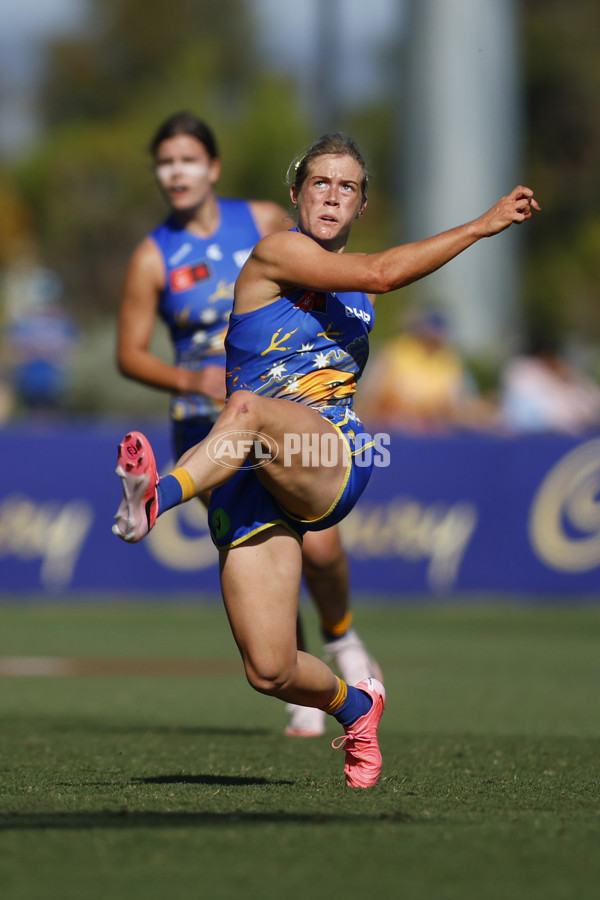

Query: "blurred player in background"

xmin=115 ymin=113 xmax=380 ymax=738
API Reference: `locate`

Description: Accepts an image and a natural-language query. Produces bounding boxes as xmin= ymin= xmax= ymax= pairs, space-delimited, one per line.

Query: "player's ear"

xmin=209 ymin=158 xmax=221 ymax=184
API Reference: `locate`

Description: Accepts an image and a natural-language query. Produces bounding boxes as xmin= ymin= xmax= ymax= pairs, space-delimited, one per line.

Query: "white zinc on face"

xmin=155 ymin=160 xmax=210 ymax=186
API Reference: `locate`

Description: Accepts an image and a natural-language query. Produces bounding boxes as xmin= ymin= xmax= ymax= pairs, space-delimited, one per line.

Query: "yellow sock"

xmin=322 ymin=611 xmax=353 ymax=639
xmin=322 ymin=676 xmax=348 ymax=715
xmin=171 ymin=467 xmax=196 ymax=503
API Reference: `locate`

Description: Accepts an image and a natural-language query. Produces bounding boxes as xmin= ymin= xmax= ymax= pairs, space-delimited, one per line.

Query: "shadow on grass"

xmin=0 ymin=714 xmax=273 ymax=738
xmin=132 ymin=774 xmax=293 ymax=786
xmin=0 ymin=808 xmax=410 ymax=830
xmin=106 ymin=725 xmax=273 ymax=737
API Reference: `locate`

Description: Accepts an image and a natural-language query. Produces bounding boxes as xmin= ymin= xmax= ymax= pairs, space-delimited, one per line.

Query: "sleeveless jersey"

xmin=225 ymin=287 xmax=375 ymax=410
xmin=151 ymin=198 xmax=262 ymax=421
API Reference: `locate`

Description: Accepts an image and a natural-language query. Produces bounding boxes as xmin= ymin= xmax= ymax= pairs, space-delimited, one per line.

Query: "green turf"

xmin=0 ymin=600 xmax=599 ymax=900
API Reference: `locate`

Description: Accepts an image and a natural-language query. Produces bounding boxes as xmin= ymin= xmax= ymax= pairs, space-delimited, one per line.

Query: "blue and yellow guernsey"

xmin=151 ymin=198 xmax=262 ymax=422
xmin=209 ymin=285 xmax=376 ymax=548
xmin=225 ymin=287 xmax=375 ymax=410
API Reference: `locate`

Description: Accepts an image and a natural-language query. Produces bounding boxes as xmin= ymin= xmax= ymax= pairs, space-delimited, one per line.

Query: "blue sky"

xmin=1 ymin=0 xmax=86 ymax=38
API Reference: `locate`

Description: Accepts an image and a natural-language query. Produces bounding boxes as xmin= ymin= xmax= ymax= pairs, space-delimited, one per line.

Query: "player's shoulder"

xmin=249 ymin=199 xmax=293 ymax=236
xmin=133 ymin=233 xmax=162 ymax=260
xmin=252 ymin=227 xmax=301 ymax=258
xmin=127 ymin=235 xmax=163 ymax=279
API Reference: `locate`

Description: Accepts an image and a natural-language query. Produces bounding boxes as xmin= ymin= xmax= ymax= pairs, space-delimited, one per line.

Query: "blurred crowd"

xmin=498 ymin=331 xmax=600 ymax=436
xmin=0 ymin=252 xmax=79 ymax=423
xmin=356 ymin=307 xmax=600 ymax=438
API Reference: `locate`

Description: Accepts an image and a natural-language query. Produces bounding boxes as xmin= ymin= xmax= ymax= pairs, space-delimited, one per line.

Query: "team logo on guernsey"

xmin=294 ymin=291 xmax=328 ymax=314
xmin=169 ymin=261 xmax=211 ymax=293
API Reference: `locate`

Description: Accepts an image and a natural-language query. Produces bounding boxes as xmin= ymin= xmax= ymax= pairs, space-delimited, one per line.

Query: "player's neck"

xmin=173 ymin=193 xmax=220 ymax=238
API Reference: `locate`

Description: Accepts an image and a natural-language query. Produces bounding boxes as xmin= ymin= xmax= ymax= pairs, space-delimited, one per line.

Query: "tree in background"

xmin=523 ymin=0 xmax=600 ymax=352
xmin=38 ymin=0 xmax=255 ymax=129
xmin=11 ymin=0 xmax=309 ymax=329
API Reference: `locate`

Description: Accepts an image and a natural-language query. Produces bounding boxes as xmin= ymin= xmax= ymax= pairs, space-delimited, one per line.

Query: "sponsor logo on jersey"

xmin=169 ymin=261 xmax=211 ymax=293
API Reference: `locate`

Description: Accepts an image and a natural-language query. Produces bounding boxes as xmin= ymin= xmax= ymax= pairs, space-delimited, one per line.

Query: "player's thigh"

xmin=251 ymin=397 xmax=349 ymax=519
xmin=219 ymin=526 xmax=303 ymax=669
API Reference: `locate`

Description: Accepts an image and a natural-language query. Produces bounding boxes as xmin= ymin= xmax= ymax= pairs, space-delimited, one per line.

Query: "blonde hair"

xmin=287 ymin=133 xmax=369 ymax=203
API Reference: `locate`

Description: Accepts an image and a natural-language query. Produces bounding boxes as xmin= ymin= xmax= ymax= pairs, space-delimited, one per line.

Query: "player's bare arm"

xmin=117 ymin=238 xmax=164 ymax=381
xmin=372 ymin=185 xmax=541 ymax=291
xmin=118 ymin=239 xmax=225 ymax=400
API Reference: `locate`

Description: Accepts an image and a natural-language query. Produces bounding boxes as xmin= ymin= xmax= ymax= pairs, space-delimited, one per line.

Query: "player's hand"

xmin=187 ymin=364 xmax=227 ymax=402
xmin=478 ymin=186 xmax=541 ymax=237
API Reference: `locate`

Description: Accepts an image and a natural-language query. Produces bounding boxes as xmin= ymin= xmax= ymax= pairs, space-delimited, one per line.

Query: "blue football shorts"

xmin=172 ymin=415 xmax=216 ymax=460
xmin=207 ymin=405 xmax=375 ymax=550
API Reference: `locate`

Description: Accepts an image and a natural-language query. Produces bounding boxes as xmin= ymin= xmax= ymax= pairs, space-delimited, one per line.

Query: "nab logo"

xmin=170 ymin=261 xmax=211 ymax=293
xmin=295 ymin=291 xmax=328 ymax=313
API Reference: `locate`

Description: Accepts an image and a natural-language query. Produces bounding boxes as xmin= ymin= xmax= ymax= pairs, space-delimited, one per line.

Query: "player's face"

xmin=154 ymin=135 xmax=220 ymax=211
xmin=292 ymin=154 xmax=367 ymax=251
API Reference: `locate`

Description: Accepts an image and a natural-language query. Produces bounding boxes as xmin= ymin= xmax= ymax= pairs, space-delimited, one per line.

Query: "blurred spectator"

xmin=2 ymin=254 xmax=78 ymax=416
xmin=499 ymin=332 xmax=600 ymax=435
xmin=356 ymin=307 xmax=494 ymax=432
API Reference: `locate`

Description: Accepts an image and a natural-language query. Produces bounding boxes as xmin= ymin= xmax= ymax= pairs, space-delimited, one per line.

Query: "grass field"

xmin=0 ymin=598 xmax=599 ymax=900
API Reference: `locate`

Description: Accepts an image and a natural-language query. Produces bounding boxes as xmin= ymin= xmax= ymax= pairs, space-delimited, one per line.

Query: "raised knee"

xmin=302 ymin=540 xmax=345 ymax=575
xmin=225 ymin=390 xmax=257 ymax=420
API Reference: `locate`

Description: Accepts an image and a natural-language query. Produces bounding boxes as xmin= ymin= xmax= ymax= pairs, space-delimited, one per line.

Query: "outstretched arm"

xmin=235 ymin=186 xmax=540 ymax=311
xmin=372 ymin=185 xmax=541 ymax=292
